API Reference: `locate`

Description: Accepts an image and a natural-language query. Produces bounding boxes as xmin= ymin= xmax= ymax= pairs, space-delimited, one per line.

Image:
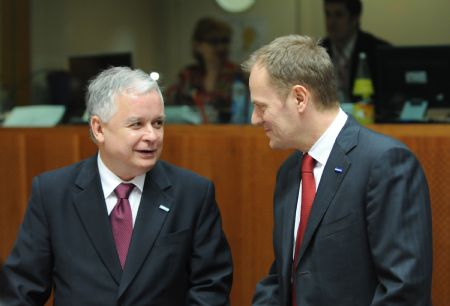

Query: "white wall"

xmin=364 ymin=0 xmax=450 ymax=46
xmin=31 ymin=0 xmax=158 ymax=71
xmin=298 ymin=0 xmax=450 ymax=46
xmin=30 ymin=0 xmax=159 ymax=103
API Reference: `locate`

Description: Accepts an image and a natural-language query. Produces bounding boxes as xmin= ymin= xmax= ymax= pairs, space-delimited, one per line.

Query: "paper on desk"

xmin=2 ymin=105 xmax=66 ymax=127
xmin=165 ymin=105 xmax=202 ymax=124
xmin=400 ymin=100 xmax=428 ymax=122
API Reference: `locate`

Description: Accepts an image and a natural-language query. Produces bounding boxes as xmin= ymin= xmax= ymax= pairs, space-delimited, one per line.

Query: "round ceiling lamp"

xmin=216 ymin=0 xmax=256 ymax=13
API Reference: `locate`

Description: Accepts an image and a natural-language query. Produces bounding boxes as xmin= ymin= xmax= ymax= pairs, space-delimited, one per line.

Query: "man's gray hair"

xmin=86 ymin=66 xmax=163 ymax=122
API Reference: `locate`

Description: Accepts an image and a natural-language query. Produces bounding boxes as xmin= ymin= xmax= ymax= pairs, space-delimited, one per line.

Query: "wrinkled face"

xmin=91 ymin=91 xmax=165 ymax=181
xmin=325 ymin=2 xmax=359 ymax=44
xmin=249 ymin=64 xmax=300 ymax=150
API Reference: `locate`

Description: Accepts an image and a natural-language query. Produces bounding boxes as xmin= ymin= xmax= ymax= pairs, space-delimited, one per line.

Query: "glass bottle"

xmin=230 ymin=75 xmax=248 ymax=124
xmin=352 ymin=52 xmax=374 ymax=124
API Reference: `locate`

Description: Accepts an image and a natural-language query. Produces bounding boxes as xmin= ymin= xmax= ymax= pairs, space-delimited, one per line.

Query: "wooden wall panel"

xmin=0 ymin=124 xmax=449 ymax=306
xmin=0 ymin=132 xmax=26 ymax=259
xmin=423 ymin=140 xmax=450 ymax=305
xmin=162 ymin=126 xmax=291 ymax=304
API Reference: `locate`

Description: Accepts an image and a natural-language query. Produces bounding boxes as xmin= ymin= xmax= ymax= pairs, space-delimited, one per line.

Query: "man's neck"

xmin=334 ymin=30 xmax=358 ymax=51
xmin=299 ymin=105 xmax=341 ymax=152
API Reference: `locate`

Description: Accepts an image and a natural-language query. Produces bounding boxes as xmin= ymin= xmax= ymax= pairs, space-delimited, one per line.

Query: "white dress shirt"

xmin=331 ymin=33 xmax=357 ymax=102
xmin=293 ymin=108 xmax=348 ymax=256
xmin=97 ymin=154 xmax=145 ymax=227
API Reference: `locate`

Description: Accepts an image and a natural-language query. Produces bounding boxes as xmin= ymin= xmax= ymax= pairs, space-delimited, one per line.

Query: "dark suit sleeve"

xmin=186 ymin=181 xmax=233 ymax=306
xmin=2 ymin=177 xmax=53 ymax=305
xmin=366 ymin=147 xmax=432 ymax=305
xmin=252 ymin=261 xmax=280 ymax=306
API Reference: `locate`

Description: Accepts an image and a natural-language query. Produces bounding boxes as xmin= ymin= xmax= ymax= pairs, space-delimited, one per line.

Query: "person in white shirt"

xmin=243 ymin=34 xmax=432 ymax=306
xmin=321 ymin=0 xmax=390 ymax=102
xmin=1 ymin=67 xmax=233 ymax=306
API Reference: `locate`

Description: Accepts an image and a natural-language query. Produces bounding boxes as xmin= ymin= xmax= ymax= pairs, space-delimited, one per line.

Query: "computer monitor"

xmin=65 ymin=52 xmax=133 ymax=123
xmin=375 ymin=45 xmax=450 ymax=123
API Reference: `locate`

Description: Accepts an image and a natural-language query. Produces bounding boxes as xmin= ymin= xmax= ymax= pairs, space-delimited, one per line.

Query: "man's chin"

xmin=134 ymin=157 xmax=159 ymax=172
xmin=132 ymin=163 xmax=155 ymax=177
xmin=268 ymin=140 xmax=281 ymax=150
xmin=269 ymin=140 xmax=292 ymax=151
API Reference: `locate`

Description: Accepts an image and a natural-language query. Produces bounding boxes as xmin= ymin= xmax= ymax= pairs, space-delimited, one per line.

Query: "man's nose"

xmin=143 ymin=124 xmax=158 ymax=140
xmin=251 ymin=109 xmax=262 ymax=126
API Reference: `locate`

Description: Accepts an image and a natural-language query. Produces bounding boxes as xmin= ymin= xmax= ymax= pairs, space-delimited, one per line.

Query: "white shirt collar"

xmin=308 ymin=108 xmax=348 ymax=166
xmin=97 ymin=153 xmax=145 ymax=199
xmin=331 ymin=31 xmax=358 ymax=60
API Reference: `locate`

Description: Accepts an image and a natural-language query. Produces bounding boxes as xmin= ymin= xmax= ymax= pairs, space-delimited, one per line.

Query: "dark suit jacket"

xmin=252 ymin=116 xmax=432 ymax=306
xmin=2 ymin=157 xmax=233 ymax=306
xmin=0 ymin=261 xmax=10 ymax=303
xmin=321 ymin=30 xmax=391 ymax=102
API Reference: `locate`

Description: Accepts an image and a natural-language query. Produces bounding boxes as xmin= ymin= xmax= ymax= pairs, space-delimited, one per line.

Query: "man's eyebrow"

xmin=155 ymin=115 xmax=166 ymax=120
xmin=123 ymin=114 xmax=166 ymax=124
xmin=124 ymin=117 xmax=141 ymax=124
xmin=252 ymin=100 xmax=266 ymax=106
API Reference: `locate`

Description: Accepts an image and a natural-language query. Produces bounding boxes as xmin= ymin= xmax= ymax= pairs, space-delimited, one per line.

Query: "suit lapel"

xmin=118 ymin=162 xmax=173 ymax=297
xmin=279 ymin=157 xmax=302 ymax=299
xmin=72 ymin=156 xmax=123 ymax=285
xmin=295 ymin=117 xmax=359 ymax=266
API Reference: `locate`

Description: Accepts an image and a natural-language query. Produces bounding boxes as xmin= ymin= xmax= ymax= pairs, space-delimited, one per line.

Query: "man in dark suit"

xmin=242 ymin=35 xmax=432 ymax=306
xmin=1 ymin=67 xmax=233 ymax=305
xmin=320 ymin=0 xmax=390 ymax=102
xmin=0 ymin=261 xmax=9 ymax=304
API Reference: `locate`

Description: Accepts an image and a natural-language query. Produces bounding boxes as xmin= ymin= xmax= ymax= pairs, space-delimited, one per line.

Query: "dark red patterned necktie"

xmin=111 ymin=183 xmax=134 ymax=269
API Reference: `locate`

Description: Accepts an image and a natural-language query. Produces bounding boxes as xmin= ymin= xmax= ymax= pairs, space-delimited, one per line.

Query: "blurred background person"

xmin=320 ymin=0 xmax=390 ymax=103
xmin=165 ymin=17 xmax=248 ymax=124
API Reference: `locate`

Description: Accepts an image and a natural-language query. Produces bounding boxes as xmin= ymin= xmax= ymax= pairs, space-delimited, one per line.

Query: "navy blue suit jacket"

xmin=2 ymin=157 xmax=233 ymax=306
xmin=252 ymin=116 xmax=432 ymax=306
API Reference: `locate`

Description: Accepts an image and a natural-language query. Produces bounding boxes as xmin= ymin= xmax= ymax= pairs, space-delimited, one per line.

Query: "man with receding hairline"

xmin=243 ymin=34 xmax=432 ymax=306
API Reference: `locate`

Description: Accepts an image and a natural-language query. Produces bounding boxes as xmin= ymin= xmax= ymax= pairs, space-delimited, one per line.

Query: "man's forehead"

xmin=250 ymin=64 xmax=269 ymax=83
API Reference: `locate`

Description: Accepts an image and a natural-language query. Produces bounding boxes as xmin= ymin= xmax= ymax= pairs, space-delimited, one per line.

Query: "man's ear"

xmin=292 ymin=85 xmax=309 ymax=113
xmin=90 ymin=116 xmax=104 ymax=143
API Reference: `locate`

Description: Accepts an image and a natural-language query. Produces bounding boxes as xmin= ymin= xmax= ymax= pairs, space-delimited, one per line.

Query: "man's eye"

xmin=255 ymin=105 xmax=265 ymax=113
xmin=130 ymin=122 xmax=142 ymax=128
xmin=153 ymin=120 xmax=164 ymax=129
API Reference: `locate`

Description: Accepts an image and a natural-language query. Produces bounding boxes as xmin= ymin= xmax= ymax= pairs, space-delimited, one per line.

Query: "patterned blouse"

xmin=164 ymin=61 xmax=248 ymax=123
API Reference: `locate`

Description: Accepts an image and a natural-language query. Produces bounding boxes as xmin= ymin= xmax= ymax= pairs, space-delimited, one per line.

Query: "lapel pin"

xmin=334 ymin=167 xmax=343 ymax=173
xmin=159 ymin=205 xmax=170 ymax=212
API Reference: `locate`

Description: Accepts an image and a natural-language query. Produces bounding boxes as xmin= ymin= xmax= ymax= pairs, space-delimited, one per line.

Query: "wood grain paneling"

xmin=0 ymin=124 xmax=448 ymax=305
